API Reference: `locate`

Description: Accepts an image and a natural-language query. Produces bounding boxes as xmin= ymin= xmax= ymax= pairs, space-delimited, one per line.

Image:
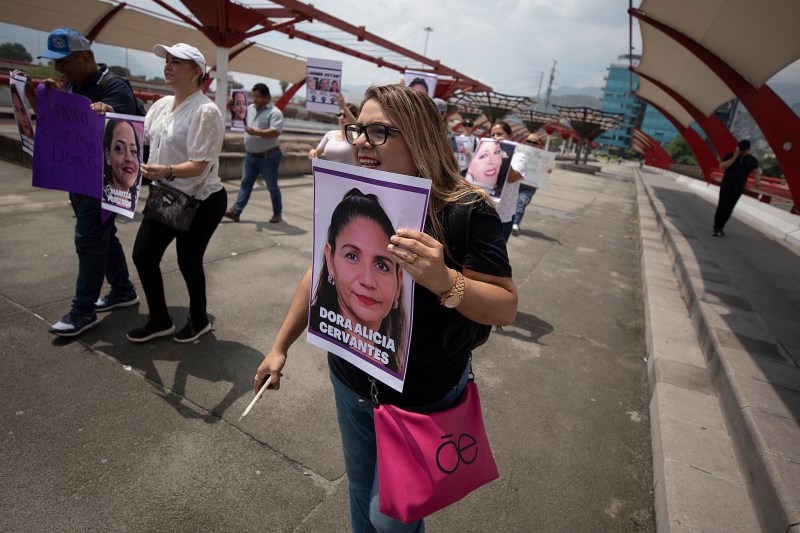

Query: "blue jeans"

xmin=69 ymin=193 xmax=134 ymax=315
xmin=232 ymin=150 xmax=282 ymax=215
xmin=512 ymin=185 xmax=537 ymax=226
xmin=330 ymin=363 xmax=470 ymax=533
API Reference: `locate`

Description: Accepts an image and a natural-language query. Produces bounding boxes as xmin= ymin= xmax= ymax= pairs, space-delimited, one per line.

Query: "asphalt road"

xmin=0 ymin=159 xmax=654 ymax=532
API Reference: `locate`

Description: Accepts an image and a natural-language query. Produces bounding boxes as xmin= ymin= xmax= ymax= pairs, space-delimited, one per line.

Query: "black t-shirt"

xmin=720 ymin=152 xmax=759 ymax=193
xmin=70 ymin=63 xmax=138 ymax=115
xmin=328 ymin=197 xmax=512 ymax=407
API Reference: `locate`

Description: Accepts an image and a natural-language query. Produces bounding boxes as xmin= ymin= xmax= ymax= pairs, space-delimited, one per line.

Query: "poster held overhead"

xmin=308 ymin=160 xmax=431 ymax=392
xmin=307 ymin=57 xmax=343 ymax=114
xmin=404 ymin=70 xmax=438 ymax=98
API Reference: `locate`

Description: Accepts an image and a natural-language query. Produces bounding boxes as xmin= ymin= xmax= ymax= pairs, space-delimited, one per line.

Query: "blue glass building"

xmin=598 ymin=56 xmax=678 ymax=152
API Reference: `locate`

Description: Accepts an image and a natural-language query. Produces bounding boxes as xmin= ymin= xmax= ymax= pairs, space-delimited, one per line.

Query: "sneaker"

xmin=49 ymin=311 xmax=99 ymax=338
xmin=512 ymin=224 xmax=520 ymax=236
xmin=127 ymin=321 xmax=175 ymax=343
xmin=223 ymin=209 xmax=240 ymax=222
xmin=711 ymin=230 xmax=725 ymax=237
xmin=95 ymin=291 xmax=139 ymax=312
xmin=269 ymin=213 xmax=282 ymax=224
xmin=174 ymin=318 xmax=212 ymax=343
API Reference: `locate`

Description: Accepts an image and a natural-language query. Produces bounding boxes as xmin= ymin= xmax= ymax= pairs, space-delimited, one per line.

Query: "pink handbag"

xmin=374 ymin=381 xmax=499 ymax=524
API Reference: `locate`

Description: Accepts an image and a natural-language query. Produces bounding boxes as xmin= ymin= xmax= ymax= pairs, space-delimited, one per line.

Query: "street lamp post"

xmin=423 ymin=26 xmax=433 ymax=57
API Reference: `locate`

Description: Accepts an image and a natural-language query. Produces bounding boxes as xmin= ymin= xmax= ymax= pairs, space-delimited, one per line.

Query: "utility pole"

xmin=544 ymin=59 xmax=557 ymax=112
xmin=536 ymin=71 xmax=544 ymax=103
xmin=422 ymin=26 xmax=433 ymax=57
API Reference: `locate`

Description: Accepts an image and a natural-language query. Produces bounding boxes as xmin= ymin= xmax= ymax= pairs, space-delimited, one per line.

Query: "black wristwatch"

xmin=165 ymin=165 xmax=176 ymax=182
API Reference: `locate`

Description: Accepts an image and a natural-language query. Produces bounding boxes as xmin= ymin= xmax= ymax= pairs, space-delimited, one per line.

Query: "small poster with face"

xmin=516 ymin=143 xmax=556 ymax=189
xmin=306 ymin=57 xmax=343 ymax=114
xmin=465 ymin=138 xmax=515 ymax=202
xmin=230 ymin=89 xmax=248 ymax=132
xmin=308 ymin=159 xmax=431 ymax=392
xmin=404 ymin=70 xmax=438 ymax=98
xmin=9 ymin=72 xmax=35 ymax=156
xmin=101 ymin=113 xmax=145 ymax=218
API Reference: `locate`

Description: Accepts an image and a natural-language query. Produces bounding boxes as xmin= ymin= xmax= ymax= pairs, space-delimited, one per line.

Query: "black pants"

xmin=133 ymin=187 xmax=227 ymax=325
xmin=713 ymin=187 xmax=742 ymax=232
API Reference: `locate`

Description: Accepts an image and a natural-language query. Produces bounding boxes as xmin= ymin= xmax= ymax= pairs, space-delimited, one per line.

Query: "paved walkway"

xmin=637 ymin=167 xmax=800 ymax=533
xmin=1 ymin=157 xmax=656 ymax=532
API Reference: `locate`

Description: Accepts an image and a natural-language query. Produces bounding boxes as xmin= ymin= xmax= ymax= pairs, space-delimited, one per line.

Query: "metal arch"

xmin=632 ymin=128 xmax=672 ymax=168
xmin=635 ymin=93 xmax=718 ymax=181
xmin=632 ymin=67 xmax=737 ymax=159
xmin=630 ymin=7 xmax=800 ymax=211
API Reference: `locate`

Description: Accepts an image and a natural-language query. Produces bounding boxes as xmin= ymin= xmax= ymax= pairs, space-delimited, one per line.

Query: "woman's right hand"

xmin=308 ymin=149 xmax=319 ymax=160
xmin=254 ymin=350 xmax=286 ymax=393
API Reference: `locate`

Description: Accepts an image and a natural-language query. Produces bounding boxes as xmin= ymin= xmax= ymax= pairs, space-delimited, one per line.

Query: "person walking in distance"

xmin=712 ymin=139 xmax=761 ymax=237
xmin=224 ymin=83 xmax=285 ymax=224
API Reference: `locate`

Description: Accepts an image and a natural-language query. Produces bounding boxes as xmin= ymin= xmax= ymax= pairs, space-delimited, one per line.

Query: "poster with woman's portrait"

xmin=306 ymin=57 xmax=343 ymax=114
xmin=230 ymin=89 xmax=248 ymax=132
xmin=465 ymin=138 xmax=515 ymax=202
xmin=403 ymin=70 xmax=438 ymax=98
xmin=10 ymin=73 xmax=35 ymax=156
xmin=100 ymin=113 xmax=145 ymax=218
xmin=308 ymin=159 xmax=431 ymax=392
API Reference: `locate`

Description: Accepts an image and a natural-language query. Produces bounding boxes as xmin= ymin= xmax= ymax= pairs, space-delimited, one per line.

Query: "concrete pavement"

xmin=0 ymin=152 xmax=656 ymax=531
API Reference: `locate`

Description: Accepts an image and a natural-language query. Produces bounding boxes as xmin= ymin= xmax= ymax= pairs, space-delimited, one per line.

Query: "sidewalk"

xmin=0 ymin=156 xmax=657 ymax=531
xmin=636 ymin=166 xmax=800 ymax=533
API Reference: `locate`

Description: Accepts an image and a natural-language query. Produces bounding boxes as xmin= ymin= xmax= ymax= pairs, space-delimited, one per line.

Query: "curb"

xmin=635 ymin=171 xmax=761 ymax=532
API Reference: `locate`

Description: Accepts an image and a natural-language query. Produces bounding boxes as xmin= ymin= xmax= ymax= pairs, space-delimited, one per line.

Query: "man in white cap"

xmin=19 ymin=28 xmax=140 ymax=337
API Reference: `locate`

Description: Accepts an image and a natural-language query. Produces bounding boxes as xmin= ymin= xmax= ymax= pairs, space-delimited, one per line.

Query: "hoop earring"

xmin=328 ymin=275 xmax=335 ymax=286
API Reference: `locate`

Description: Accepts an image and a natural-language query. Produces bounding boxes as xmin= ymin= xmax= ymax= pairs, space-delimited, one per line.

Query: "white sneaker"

xmin=512 ymin=224 xmax=520 ymax=236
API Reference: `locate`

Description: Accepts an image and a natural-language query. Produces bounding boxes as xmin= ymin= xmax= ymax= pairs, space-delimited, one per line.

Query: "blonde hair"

xmin=360 ymin=84 xmax=487 ymax=249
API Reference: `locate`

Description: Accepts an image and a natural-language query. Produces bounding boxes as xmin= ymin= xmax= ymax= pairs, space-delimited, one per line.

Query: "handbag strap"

xmin=368 ymin=355 xmax=474 ymax=408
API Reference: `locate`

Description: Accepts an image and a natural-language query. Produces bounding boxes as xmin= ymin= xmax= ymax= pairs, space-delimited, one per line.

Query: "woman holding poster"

xmin=254 ymin=84 xmax=517 ymax=531
xmin=102 ymin=119 xmax=142 ymax=213
xmin=308 ymin=98 xmax=358 ymax=165
xmin=127 ymin=43 xmax=226 ymax=344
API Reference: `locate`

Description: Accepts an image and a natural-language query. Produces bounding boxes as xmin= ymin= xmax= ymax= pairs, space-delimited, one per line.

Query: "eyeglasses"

xmin=463 ymin=122 xmax=473 ymax=127
xmin=526 ymin=140 xmax=540 ymax=146
xmin=336 ymin=112 xmax=345 ymax=117
xmin=344 ymin=123 xmax=401 ymax=146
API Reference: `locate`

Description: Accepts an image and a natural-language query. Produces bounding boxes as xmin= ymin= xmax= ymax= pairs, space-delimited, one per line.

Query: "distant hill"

xmin=551 ymin=85 xmax=604 ymax=99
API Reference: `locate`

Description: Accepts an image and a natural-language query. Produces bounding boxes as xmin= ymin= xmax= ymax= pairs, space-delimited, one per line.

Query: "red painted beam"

xmin=636 ymin=93 xmax=718 ymax=180
xmin=85 ymin=2 xmax=126 ymax=42
xmin=632 ymin=68 xmax=737 ymax=158
xmin=275 ymin=78 xmax=305 ymax=111
xmin=630 ymin=8 xmax=800 ymax=212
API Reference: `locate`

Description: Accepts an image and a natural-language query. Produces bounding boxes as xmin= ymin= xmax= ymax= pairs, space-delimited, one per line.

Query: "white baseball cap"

xmin=153 ymin=43 xmax=207 ymax=72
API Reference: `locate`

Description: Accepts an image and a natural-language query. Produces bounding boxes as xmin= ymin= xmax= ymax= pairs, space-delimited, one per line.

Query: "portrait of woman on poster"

xmin=231 ymin=90 xmax=247 ymax=129
xmin=102 ymin=118 xmax=142 ymax=209
xmin=10 ymin=84 xmax=34 ymax=140
xmin=307 ymin=76 xmax=318 ymax=90
xmin=310 ymin=188 xmax=406 ymax=373
xmin=319 ymin=77 xmax=330 ymax=92
xmin=466 ymin=139 xmax=513 ymax=197
xmin=408 ymin=77 xmax=430 ymax=94
xmin=330 ymin=80 xmax=339 ymax=94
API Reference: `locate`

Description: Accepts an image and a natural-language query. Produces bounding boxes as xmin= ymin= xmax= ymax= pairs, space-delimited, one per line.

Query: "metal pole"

xmin=422 ymin=26 xmax=433 ymax=57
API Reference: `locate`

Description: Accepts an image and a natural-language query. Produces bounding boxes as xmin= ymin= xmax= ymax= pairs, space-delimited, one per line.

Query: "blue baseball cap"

xmin=39 ymin=28 xmax=92 ymax=60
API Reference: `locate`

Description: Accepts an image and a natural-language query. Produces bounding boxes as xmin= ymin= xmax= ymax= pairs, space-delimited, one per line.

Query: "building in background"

xmin=598 ymin=54 xmax=678 ymax=154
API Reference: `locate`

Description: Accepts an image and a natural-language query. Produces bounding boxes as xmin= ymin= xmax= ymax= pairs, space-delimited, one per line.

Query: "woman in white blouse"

xmin=127 ymin=43 xmax=226 ymax=344
xmin=308 ymin=97 xmax=358 ymax=165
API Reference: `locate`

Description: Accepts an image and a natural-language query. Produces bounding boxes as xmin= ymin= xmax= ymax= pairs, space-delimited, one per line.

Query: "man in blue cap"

xmin=19 ymin=28 xmax=140 ymax=336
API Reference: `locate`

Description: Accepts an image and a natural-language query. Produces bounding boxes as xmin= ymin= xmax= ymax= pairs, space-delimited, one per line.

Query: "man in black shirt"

xmin=22 ymin=28 xmax=139 ymax=336
xmin=713 ymin=139 xmax=761 ymax=237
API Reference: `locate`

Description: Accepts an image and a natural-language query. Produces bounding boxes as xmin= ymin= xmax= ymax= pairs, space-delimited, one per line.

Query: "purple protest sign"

xmin=32 ymin=85 xmax=104 ymax=198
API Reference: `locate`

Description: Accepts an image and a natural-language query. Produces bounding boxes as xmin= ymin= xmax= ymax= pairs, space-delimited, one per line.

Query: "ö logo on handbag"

xmin=436 ymin=432 xmax=478 ymax=474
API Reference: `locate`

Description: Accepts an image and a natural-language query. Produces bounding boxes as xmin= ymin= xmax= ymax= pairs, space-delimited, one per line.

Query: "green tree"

xmin=0 ymin=42 xmax=33 ymax=62
xmin=665 ymin=135 xmax=698 ymax=165
xmin=761 ymin=158 xmax=783 ymax=178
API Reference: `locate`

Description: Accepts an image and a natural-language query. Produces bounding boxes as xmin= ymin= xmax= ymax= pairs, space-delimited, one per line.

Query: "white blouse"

xmin=315 ymin=129 xmax=356 ymax=165
xmin=144 ymin=91 xmax=225 ymax=201
xmin=494 ymin=150 xmax=526 ymax=223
